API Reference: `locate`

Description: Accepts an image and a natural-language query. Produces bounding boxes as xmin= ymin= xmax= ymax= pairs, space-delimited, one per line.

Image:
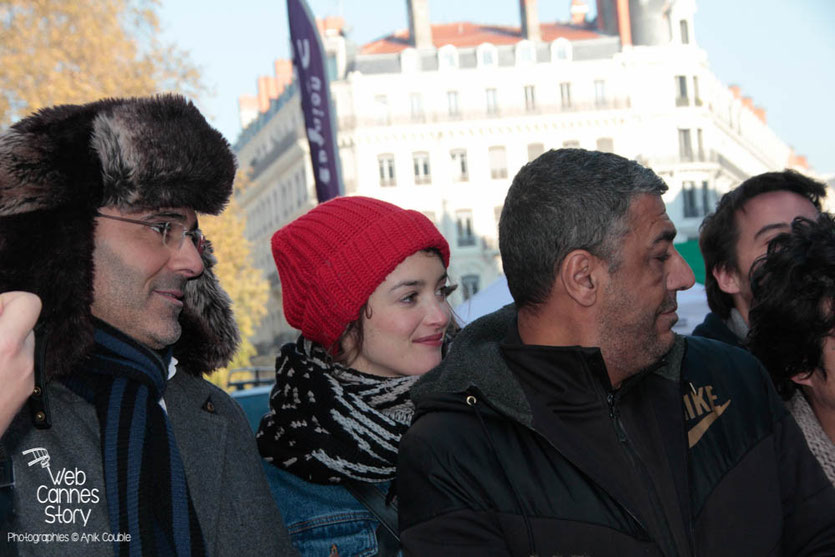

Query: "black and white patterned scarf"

xmin=256 ymin=336 xmax=417 ymax=484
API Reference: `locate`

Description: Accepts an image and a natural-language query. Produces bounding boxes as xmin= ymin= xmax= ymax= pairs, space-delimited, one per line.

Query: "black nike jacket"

xmin=398 ymin=306 xmax=835 ymax=556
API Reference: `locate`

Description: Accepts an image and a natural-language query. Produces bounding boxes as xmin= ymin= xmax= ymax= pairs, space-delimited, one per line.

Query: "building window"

xmin=678 ymin=129 xmax=693 ymax=162
xmin=524 ymin=85 xmax=536 ymax=111
xmin=478 ymin=43 xmax=497 ymax=67
xmin=551 ymin=38 xmax=572 ymax=62
xmin=400 ymin=48 xmax=418 ymax=73
xmin=439 ymin=45 xmax=458 ymax=70
xmin=683 ymin=181 xmax=699 ymax=218
xmin=680 ymin=20 xmax=690 ymax=44
xmin=516 ymin=40 xmax=535 ymax=65
xmin=447 ymin=90 xmax=460 ymax=117
xmin=461 ymin=274 xmax=480 ymax=300
xmin=594 ymin=80 xmax=606 ymax=107
xmin=563 ymin=139 xmax=580 ymax=148
xmin=701 ymin=181 xmax=713 ymax=215
xmin=527 ymin=143 xmax=544 ymax=161
xmin=374 ymin=95 xmax=390 ymax=125
xmin=410 ymin=92 xmax=424 ymax=121
xmin=486 ymin=88 xmax=499 ymax=115
xmin=456 ymin=211 xmax=476 ymax=247
xmin=693 ymin=76 xmax=701 ymax=105
xmin=675 ymin=75 xmax=688 ymax=106
xmin=450 ymin=149 xmax=468 ymax=182
xmin=596 ymin=137 xmax=614 ymax=153
xmin=378 ymin=154 xmax=396 ymax=187
xmin=697 ymin=128 xmax=705 ymax=161
xmin=560 ymin=82 xmax=572 ymax=109
xmin=488 ymin=146 xmax=508 ymax=179
xmin=413 ymin=152 xmax=431 ymax=184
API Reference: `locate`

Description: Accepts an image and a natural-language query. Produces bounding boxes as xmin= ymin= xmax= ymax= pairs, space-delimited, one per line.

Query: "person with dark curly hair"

xmin=693 ymin=170 xmax=824 ymax=347
xmin=749 ymin=214 xmax=835 ymax=484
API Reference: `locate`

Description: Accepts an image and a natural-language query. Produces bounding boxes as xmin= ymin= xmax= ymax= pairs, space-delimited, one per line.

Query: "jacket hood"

xmin=0 ymin=94 xmax=239 ymax=378
xmin=412 ymin=305 xmax=535 ymax=425
xmin=412 ymin=304 xmax=687 ymax=424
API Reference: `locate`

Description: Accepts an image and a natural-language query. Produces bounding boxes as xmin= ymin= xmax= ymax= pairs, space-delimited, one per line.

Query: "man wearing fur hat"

xmin=0 ymin=96 xmax=296 ymax=556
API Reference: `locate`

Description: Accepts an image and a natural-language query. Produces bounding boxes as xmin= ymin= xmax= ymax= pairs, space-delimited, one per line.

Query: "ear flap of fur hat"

xmin=0 ymin=95 xmax=239 ymax=379
xmin=174 ymin=240 xmax=241 ymax=375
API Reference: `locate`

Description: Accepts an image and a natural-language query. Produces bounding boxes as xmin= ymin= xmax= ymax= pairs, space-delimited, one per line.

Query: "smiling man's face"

xmin=90 ymin=206 xmax=204 ymax=349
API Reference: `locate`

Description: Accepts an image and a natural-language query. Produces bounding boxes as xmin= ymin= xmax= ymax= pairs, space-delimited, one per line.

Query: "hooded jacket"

xmin=691 ymin=311 xmax=745 ymax=349
xmin=0 ymin=96 xmax=295 ymax=556
xmin=397 ymin=305 xmax=835 ymax=556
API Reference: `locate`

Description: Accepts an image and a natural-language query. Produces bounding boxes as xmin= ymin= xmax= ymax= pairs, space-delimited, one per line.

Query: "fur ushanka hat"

xmin=0 ymin=94 xmax=240 ymax=379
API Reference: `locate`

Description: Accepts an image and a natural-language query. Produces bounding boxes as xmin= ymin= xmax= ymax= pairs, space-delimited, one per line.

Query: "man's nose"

xmin=669 ymin=248 xmax=695 ymax=291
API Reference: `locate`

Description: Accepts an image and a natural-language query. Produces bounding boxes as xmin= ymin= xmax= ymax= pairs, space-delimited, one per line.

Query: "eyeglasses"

xmin=96 ymin=212 xmax=205 ymax=255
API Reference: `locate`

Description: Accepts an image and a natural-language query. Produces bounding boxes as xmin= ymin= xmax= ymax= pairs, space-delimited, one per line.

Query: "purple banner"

xmin=287 ymin=0 xmax=343 ymax=202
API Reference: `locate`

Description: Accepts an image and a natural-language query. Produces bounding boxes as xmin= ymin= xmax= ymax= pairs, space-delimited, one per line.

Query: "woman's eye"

xmin=437 ymin=285 xmax=458 ymax=298
xmin=401 ymin=293 xmax=416 ymax=303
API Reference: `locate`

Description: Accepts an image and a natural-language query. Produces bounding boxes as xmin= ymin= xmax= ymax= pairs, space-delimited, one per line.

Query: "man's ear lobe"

xmin=560 ymin=250 xmax=598 ymax=307
xmin=713 ymin=265 xmax=742 ymax=295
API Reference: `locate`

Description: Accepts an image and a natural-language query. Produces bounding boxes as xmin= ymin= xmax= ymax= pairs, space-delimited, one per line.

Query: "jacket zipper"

xmin=607 ymin=389 xmax=685 ymax=557
xmin=466 ymin=388 xmax=651 ymax=547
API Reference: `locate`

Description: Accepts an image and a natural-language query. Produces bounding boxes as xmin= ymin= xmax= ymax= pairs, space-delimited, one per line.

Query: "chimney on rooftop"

xmin=407 ymin=0 xmax=433 ymax=50
xmin=519 ymin=0 xmax=541 ymax=42
xmin=570 ymin=0 xmax=589 ymax=25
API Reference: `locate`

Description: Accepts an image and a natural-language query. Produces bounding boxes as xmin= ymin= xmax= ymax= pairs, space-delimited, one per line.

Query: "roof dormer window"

xmin=515 ymin=40 xmax=535 ymax=66
xmin=477 ymin=43 xmax=498 ymax=67
xmin=551 ymin=38 xmax=572 ymax=62
xmin=438 ymin=45 xmax=459 ymax=71
xmin=401 ymin=47 xmax=419 ymax=73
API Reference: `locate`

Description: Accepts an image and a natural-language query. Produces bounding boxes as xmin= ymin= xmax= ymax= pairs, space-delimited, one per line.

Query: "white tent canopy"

xmin=455 ymin=275 xmax=709 ymax=335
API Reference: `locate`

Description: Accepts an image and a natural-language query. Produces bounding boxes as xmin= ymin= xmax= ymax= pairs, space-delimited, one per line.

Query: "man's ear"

xmin=713 ymin=264 xmax=742 ymax=295
xmin=560 ymin=250 xmax=599 ymax=307
xmin=790 ymin=370 xmax=817 ymax=389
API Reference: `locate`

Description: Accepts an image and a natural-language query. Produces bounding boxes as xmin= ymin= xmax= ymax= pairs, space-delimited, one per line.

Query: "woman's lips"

xmin=413 ymin=333 xmax=444 ymax=347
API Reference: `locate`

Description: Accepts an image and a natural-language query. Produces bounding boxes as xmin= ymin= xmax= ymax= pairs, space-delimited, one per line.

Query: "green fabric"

xmin=676 ymin=239 xmax=705 ymax=285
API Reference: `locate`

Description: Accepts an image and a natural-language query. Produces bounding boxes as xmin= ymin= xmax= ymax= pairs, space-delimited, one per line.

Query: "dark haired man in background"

xmin=693 ymin=170 xmax=824 ymax=346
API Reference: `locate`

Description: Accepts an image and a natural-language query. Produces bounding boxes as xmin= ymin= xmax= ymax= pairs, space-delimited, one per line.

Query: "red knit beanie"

xmin=272 ymin=196 xmax=450 ymax=350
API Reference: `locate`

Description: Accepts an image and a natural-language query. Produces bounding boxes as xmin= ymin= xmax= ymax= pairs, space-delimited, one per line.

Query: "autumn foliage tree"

xmin=0 ymin=0 xmax=204 ymax=125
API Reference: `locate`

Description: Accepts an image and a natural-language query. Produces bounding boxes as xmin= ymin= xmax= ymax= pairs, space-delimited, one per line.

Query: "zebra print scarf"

xmin=256 ymin=336 xmax=417 ymax=484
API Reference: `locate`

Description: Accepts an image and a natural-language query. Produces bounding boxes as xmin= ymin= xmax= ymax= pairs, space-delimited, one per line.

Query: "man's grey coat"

xmin=1 ymin=371 xmax=297 ymax=557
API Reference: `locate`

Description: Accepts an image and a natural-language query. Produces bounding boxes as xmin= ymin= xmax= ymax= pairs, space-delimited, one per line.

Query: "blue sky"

xmin=159 ymin=0 xmax=835 ymax=175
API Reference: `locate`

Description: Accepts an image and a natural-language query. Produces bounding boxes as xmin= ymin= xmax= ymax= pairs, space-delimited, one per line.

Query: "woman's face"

xmin=345 ymin=251 xmax=452 ymax=377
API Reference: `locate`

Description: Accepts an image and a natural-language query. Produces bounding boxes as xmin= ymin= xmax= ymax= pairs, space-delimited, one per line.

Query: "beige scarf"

xmin=787 ymin=391 xmax=835 ymax=486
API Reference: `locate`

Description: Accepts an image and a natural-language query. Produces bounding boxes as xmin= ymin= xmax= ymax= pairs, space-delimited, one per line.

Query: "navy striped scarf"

xmin=65 ymin=320 xmax=205 ymax=557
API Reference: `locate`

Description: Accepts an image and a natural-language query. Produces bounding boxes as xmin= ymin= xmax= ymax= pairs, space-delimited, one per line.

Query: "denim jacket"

xmin=265 ymin=464 xmax=396 ymax=557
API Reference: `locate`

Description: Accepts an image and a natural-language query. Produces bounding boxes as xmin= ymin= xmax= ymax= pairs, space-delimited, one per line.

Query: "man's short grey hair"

xmin=499 ymin=148 xmax=668 ymax=310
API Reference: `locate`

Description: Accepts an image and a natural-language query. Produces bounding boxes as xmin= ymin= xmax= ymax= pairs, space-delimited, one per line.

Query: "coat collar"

xmin=412 ymin=304 xmax=686 ymax=424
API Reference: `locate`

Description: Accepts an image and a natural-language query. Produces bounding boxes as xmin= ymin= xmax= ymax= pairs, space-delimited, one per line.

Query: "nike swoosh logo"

xmin=687 ymin=400 xmax=731 ymax=448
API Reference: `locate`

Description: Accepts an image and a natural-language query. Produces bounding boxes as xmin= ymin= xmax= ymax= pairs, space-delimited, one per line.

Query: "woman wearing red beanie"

xmin=257 ymin=196 xmax=455 ymax=556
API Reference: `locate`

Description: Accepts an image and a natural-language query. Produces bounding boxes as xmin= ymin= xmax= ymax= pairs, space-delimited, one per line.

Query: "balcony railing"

xmin=249 ymin=128 xmax=301 ymax=180
xmin=338 ymin=97 xmax=632 ymax=130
